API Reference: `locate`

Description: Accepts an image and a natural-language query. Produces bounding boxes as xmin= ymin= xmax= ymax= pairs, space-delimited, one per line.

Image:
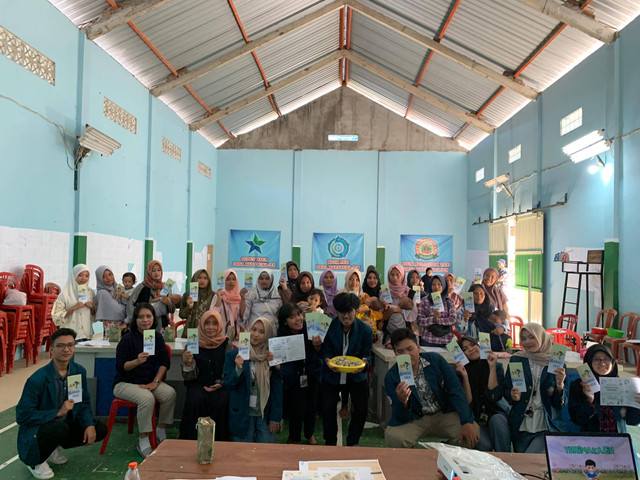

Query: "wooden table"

xmin=139 ymin=440 xmax=548 ymax=479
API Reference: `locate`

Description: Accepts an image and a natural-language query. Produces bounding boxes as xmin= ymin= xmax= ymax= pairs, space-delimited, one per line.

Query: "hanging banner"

xmin=312 ymin=233 xmax=364 ymax=272
xmin=400 ymin=235 xmax=453 ymax=274
xmin=229 ymin=229 xmax=280 ymax=269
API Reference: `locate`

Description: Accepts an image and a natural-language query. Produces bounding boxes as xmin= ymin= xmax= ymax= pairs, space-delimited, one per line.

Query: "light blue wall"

xmin=215 ymin=149 xmax=468 ymax=285
xmin=0 ymin=0 xmax=217 ymax=278
xmin=467 ymin=15 xmax=640 ymax=328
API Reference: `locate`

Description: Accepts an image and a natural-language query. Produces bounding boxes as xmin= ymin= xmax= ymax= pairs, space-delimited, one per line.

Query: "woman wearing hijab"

xmin=504 ymin=323 xmax=567 ymax=453
xmin=382 ymin=265 xmax=416 ymax=343
xmin=178 ymin=269 xmax=215 ymax=337
xmin=406 ymin=269 xmax=425 ymax=301
xmin=52 ymin=264 xmax=96 ymax=340
xmin=277 ymin=303 xmax=322 ymax=445
xmin=127 ymin=260 xmax=175 ymax=329
xmin=95 ymin=265 xmax=126 ymax=338
xmin=320 ymin=270 xmax=339 ymax=317
xmin=460 ymin=285 xmax=510 ymax=351
xmin=362 ymin=265 xmax=381 ymax=299
xmin=290 ymin=271 xmax=328 ymax=311
xmin=482 ymin=268 xmax=509 ymax=315
xmin=210 ymin=269 xmax=243 ymax=339
xmin=457 ymin=336 xmax=511 ymax=452
xmin=285 ymin=261 xmax=300 ymax=292
xmin=179 ymin=310 xmax=231 ymax=441
xmin=569 ymin=344 xmax=640 ymax=433
xmin=444 ymin=273 xmax=464 ymax=315
xmin=417 ymin=275 xmax=456 ymax=347
xmin=242 ymin=270 xmax=282 ymax=332
xmin=223 ymin=317 xmax=283 ymax=443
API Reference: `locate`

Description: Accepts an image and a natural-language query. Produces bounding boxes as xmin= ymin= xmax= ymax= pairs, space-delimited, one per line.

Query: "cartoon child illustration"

xmin=451 ymin=345 xmax=460 ymax=356
xmin=320 ymin=321 xmax=330 ymax=331
xmin=584 ymin=459 xmax=599 ymax=479
xmin=512 ymin=368 xmax=522 ymax=378
xmin=145 ymin=334 xmax=154 ymax=344
xmin=239 ymin=337 xmax=249 ymax=347
xmin=480 ymin=337 xmax=490 ymax=348
xmin=580 ymin=370 xmax=591 ymax=381
xmin=553 ymin=350 xmax=564 ymax=360
xmin=399 ymin=361 xmax=411 ymax=371
xmin=69 ymin=381 xmax=80 ymax=390
xmin=188 ymin=334 xmax=197 ymax=342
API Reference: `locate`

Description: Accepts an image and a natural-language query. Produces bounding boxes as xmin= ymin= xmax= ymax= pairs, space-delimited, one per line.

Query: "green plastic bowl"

xmin=607 ymin=328 xmax=624 ymax=338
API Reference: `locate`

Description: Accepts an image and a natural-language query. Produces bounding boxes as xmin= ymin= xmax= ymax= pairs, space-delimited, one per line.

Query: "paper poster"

xmin=412 ymin=285 xmax=421 ymax=305
xmin=577 ymin=363 xmax=600 ymax=394
xmin=67 ymin=374 xmax=82 ymax=402
xmin=312 ymin=233 xmax=364 ymax=272
xmin=400 ymin=234 xmax=453 ymax=274
xmin=306 ymin=311 xmax=332 ymax=341
xmin=600 ymin=377 xmax=640 ymax=408
xmin=281 ymin=265 xmax=287 ymax=280
xmin=380 ymin=286 xmax=392 ymax=304
xmin=509 ymin=362 xmax=527 ymax=392
xmin=453 ymin=277 xmax=466 ymax=294
xmin=478 ymin=332 xmax=491 ymax=359
xmin=189 ymin=282 xmax=198 ymax=301
xmin=143 ymin=330 xmax=155 ymax=355
xmin=396 ymin=354 xmax=415 ymax=386
xmin=229 ymin=229 xmax=281 ymax=269
xmin=216 ymin=272 xmax=225 ymax=290
xmin=238 ymin=332 xmax=251 ymax=360
xmin=244 ymin=272 xmax=254 ymax=289
xmin=160 ymin=278 xmax=175 ymax=296
xmin=463 ymin=292 xmax=475 ymax=313
xmin=78 ymin=284 xmax=88 ymax=303
xmin=446 ymin=339 xmax=468 ymax=366
xmin=186 ymin=328 xmax=199 ymax=355
xmin=548 ymin=343 xmax=568 ymax=373
xmin=431 ymin=292 xmax=444 ymax=313
xmin=268 ymin=334 xmax=306 ymax=366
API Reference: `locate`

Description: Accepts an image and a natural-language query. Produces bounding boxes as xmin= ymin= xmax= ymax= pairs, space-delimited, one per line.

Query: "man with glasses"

xmin=16 ymin=328 xmax=107 ymax=479
xmin=321 ymin=292 xmax=372 ymax=446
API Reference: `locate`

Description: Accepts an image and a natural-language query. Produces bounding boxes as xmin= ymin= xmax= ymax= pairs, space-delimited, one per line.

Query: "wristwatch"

xmin=153 ymin=378 xmax=160 ymax=384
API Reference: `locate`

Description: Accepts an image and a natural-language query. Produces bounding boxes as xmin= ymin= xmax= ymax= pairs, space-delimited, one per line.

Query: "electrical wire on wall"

xmin=0 ymin=93 xmax=77 ymax=171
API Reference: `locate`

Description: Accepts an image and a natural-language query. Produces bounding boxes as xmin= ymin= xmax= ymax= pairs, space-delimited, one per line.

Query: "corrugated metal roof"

xmin=481 ymin=88 xmax=531 ymax=130
xmin=590 ymin=0 xmax=640 ymax=29
xmin=274 ymin=63 xmax=341 ymax=115
xmin=200 ymin=121 xmax=231 ymax=148
xmin=356 ymin=0 xmax=445 ymax=37
xmin=456 ymin=125 xmax=489 ymax=151
xmin=232 ymin=0 xmax=329 ymax=38
xmin=408 ymin=96 xmax=466 ymax=138
xmin=48 ymin=0 xmax=105 ymax=26
xmin=221 ymin=97 xmax=279 ymax=135
xmin=348 ymin=63 xmax=412 ymax=117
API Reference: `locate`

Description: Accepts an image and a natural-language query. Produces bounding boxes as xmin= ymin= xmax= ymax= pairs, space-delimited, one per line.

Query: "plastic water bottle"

xmin=124 ymin=462 xmax=140 ymax=480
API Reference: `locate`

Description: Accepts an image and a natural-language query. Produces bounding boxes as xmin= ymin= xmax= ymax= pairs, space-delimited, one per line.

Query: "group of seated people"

xmin=15 ymin=260 xmax=640 ymax=479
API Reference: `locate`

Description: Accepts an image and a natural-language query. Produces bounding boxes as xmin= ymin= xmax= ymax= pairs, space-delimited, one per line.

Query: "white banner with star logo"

xmin=229 ymin=229 xmax=281 ymax=269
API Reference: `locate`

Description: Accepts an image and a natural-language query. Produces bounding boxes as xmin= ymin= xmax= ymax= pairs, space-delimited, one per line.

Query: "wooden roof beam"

xmin=151 ymin=0 xmax=346 ymax=98
xmin=518 ymin=0 xmax=618 ymax=44
xmin=346 ymin=0 xmax=539 ymax=102
xmin=344 ymin=50 xmax=495 ymax=134
xmin=190 ymin=51 xmax=343 ymax=131
xmin=83 ymin=0 xmax=177 ymax=40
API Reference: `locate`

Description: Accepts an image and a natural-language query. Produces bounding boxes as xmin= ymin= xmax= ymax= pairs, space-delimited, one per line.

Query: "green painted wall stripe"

xmin=292 ymin=246 xmax=301 ymax=268
xmin=73 ymin=234 xmax=87 ymax=265
xmin=604 ymin=241 xmax=619 ymax=318
xmin=514 ymin=253 xmax=543 ymax=292
xmin=144 ymin=239 xmax=154 ymax=269
xmin=376 ymin=246 xmax=386 ymax=284
xmin=186 ymin=242 xmax=193 ymax=287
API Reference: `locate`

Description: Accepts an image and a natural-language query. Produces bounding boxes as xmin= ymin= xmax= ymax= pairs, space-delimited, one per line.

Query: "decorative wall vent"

xmin=198 ymin=161 xmax=211 ymax=179
xmin=0 ymin=25 xmax=55 ymax=85
xmin=103 ymin=97 xmax=137 ymax=134
xmin=162 ymin=137 xmax=181 ymax=161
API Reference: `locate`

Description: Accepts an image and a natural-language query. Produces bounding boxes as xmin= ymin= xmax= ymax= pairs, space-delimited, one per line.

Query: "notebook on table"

xmin=544 ymin=432 xmax=638 ymax=480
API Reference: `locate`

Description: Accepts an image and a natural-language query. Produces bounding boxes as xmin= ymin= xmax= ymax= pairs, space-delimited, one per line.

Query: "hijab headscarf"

xmin=458 ymin=336 xmax=493 ymax=419
xmin=95 ymin=266 xmax=117 ymax=295
xmin=219 ymin=269 xmax=242 ymax=307
xmin=181 ymin=269 xmax=215 ymax=334
xmin=143 ymin=260 xmax=165 ymax=296
xmin=198 ymin=310 xmax=227 ymax=349
xmin=341 ymin=267 xmax=364 ymax=298
xmin=290 ymin=271 xmax=315 ymax=303
xmin=246 ymin=270 xmax=279 ymax=303
xmin=362 ymin=265 xmax=381 ymax=298
xmin=583 ymin=344 xmax=618 ymax=380
xmin=95 ymin=265 xmax=125 ymax=320
xmin=60 ymin=264 xmax=92 ymax=307
xmin=425 ymin=274 xmax=449 ymax=303
xmin=286 ymin=261 xmax=300 ymax=291
xmin=468 ymin=284 xmax=493 ymax=320
xmin=319 ymin=270 xmax=339 ymax=316
xmin=56 ymin=264 xmax=95 ymax=336
xmin=482 ymin=267 xmax=507 ymax=310
xmin=387 ymin=264 xmax=409 ymax=300
xmin=514 ymin=322 xmax=553 ymax=366
xmin=248 ymin=317 xmax=274 ymax=417
xmin=445 ymin=273 xmax=464 ymax=311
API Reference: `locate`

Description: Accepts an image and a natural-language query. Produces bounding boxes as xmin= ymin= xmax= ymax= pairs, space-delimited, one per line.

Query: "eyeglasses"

xmin=592 ymin=357 xmax=612 ymax=365
xmin=54 ymin=343 xmax=76 ymax=350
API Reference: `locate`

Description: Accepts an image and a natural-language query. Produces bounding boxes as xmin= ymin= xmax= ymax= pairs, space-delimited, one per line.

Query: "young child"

xmin=358 ymin=297 xmax=384 ymax=342
xmin=488 ymin=309 xmax=512 ymax=349
xmin=583 ymin=459 xmax=599 ymax=479
xmin=305 ymin=288 xmax=324 ymax=314
xmin=117 ymin=272 xmax=136 ymax=303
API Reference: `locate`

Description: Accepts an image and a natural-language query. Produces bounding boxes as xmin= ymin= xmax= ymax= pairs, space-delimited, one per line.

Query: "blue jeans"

xmin=232 ymin=415 xmax=275 ymax=443
xmin=475 ymin=413 xmax=511 ymax=452
xmin=512 ymin=430 xmax=546 ymax=453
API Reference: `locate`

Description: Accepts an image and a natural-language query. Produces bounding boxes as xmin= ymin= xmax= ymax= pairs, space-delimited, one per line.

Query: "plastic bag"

xmin=196 ymin=417 xmax=216 ymax=464
xmin=3 ymin=289 xmax=27 ymax=306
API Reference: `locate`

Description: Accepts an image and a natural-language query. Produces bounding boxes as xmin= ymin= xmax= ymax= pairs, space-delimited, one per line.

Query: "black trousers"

xmin=284 ymin=375 xmax=319 ymax=442
xmin=36 ymin=420 xmax=107 ymax=465
xmin=322 ymin=379 xmax=369 ymax=446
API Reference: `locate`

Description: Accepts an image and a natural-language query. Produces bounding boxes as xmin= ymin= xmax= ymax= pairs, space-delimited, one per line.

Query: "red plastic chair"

xmin=0 ymin=272 xmax=34 ymax=373
xmin=44 ymin=283 xmax=61 ymax=295
xmin=604 ymin=313 xmax=639 ymax=362
xmin=510 ymin=316 xmax=524 ymax=349
xmin=0 ymin=311 xmax=7 ymax=376
xmin=557 ymin=314 xmax=578 ymax=332
xmin=100 ymin=344 xmax=171 ymax=455
xmin=547 ymin=328 xmax=582 ymax=352
xmin=584 ymin=309 xmax=618 ymax=344
xmin=619 ymin=318 xmax=640 ymax=375
xmin=21 ymin=265 xmax=58 ymax=363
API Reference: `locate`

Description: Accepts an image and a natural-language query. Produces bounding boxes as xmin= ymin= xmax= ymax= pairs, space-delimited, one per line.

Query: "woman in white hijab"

xmin=52 ymin=264 xmax=96 ymax=340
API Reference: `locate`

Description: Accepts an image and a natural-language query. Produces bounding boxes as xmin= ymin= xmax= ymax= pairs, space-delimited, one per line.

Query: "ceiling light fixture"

xmin=562 ymin=129 xmax=610 ymax=163
xmin=77 ymin=125 xmax=121 ymax=159
xmin=484 ymin=173 xmax=509 ymax=188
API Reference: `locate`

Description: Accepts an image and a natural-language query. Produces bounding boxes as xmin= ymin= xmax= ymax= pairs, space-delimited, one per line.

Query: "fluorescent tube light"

xmin=562 ymin=130 xmax=610 ymax=163
xmin=78 ymin=125 xmax=121 ymax=156
xmin=484 ymin=174 xmax=510 ymax=188
xmin=328 ymin=134 xmax=358 ymax=142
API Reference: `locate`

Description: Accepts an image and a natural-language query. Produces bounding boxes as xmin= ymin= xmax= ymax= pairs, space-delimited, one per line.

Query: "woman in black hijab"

xmin=362 ymin=265 xmax=381 ymax=299
xmin=462 ymin=284 xmax=509 ymax=351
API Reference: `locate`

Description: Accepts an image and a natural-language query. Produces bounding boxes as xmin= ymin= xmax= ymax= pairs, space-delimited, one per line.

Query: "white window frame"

xmin=560 ymin=108 xmax=582 ymax=136
xmin=475 ymin=167 xmax=485 ymax=182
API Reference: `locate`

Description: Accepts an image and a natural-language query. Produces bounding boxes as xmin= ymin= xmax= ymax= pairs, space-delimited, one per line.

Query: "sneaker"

xmin=47 ymin=447 xmax=67 ymax=465
xmin=27 ymin=461 xmax=54 ymax=479
xmin=136 ymin=443 xmax=153 ymax=458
